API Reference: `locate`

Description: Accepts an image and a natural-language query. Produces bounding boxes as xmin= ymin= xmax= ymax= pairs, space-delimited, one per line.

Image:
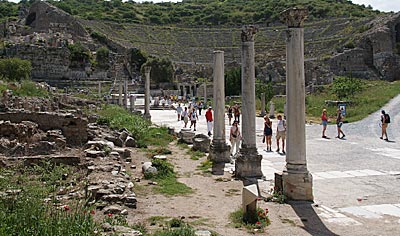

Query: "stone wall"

xmin=0 ymin=111 xmax=88 ymax=145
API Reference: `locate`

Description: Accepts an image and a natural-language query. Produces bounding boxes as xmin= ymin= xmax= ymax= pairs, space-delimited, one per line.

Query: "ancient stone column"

xmin=260 ymin=92 xmax=266 ymax=117
xmin=124 ymin=79 xmax=128 ymax=108
xmin=118 ymin=80 xmax=123 ymax=106
xmin=208 ymin=51 xmax=230 ymax=163
xmin=269 ymin=101 xmax=275 ymax=119
xmin=203 ymin=82 xmax=207 ymax=106
xmin=98 ymin=82 xmax=102 ymax=97
xmin=144 ymin=66 xmax=151 ymax=120
xmin=280 ymin=8 xmax=313 ymax=201
xmin=130 ymin=95 xmax=136 ymax=112
xmin=235 ymin=26 xmax=262 ymax=179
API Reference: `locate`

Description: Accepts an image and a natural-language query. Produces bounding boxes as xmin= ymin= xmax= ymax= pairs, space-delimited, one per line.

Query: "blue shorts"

xmin=322 ymin=120 xmax=328 ymax=126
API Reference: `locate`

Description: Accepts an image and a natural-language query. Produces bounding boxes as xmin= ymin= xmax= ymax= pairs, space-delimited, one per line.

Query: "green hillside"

xmin=0 ymin=0 xmax=382 ymax=26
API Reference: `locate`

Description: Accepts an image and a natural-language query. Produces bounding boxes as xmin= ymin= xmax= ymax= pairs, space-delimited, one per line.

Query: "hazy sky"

xmin=7 ymin=0 xmax=400 ymax=13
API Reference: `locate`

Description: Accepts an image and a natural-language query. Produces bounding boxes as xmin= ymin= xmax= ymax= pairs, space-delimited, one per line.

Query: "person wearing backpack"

xmin=380 ymin=110 xmax=390 ymax=141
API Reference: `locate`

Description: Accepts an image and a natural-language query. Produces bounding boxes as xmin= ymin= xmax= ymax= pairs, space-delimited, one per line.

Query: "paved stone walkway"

xmin=146 ymin=94 xmax=400 ymax=235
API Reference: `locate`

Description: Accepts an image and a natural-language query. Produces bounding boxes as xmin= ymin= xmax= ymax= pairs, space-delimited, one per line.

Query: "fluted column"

xmin=209 ymin=51 xmax=230 ymax=163
xmin=144 ymin=66 xmax=151 ymax=120
xmin=280 ymin=8 xmax=313 ymax=201
xmin=235 ymin=25 xmax=262 ymax=180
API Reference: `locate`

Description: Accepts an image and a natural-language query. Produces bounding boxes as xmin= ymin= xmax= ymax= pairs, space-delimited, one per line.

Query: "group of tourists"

xmin=321 ymin=108 xmax=390 ymax=141
xmin=175 ymin=101 xmax=210 ymax=133
xmin=227 ymin=104 xmax=241 ymax=126
xmin=262 ymin=114 xmax=286 ymax=154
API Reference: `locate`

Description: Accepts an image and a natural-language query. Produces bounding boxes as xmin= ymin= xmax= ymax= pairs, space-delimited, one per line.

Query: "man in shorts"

xmin=276 ymin=114 xmax=286 ymax=154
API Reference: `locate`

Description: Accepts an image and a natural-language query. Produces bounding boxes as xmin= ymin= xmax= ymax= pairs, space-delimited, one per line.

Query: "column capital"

xmin=144 ymin=66 xmax=151 ymax=74
xmin=280 ymin=8 xmax=308 ymax=28
xmin=241 ymin=25 xmax=258 ymax=42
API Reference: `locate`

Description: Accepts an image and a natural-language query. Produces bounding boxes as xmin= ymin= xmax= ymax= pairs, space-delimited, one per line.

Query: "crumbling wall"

xmin=0 ymin=111 xmax=88 ymax=145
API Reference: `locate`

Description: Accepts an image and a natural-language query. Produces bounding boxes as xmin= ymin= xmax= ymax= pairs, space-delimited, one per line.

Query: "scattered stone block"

xmin=242 ymin=184 xmax=260 ymax=224
xmin=178 ymin=129 xmax=196 ymax=144
xmin=125 ymin=136 xmax=136 ymax=147
xmin=153 ymin=155 xmax=167 ymax=160
xmin=142 ymin=162 xmax=157 ymax=176
xmin=192 ymin=134 xmax=210 ymax=152
xmin=103 ymin=205 xmax=124 ymax=215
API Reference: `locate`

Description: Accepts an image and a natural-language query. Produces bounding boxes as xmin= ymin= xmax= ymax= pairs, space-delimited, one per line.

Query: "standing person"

xmin=176 ymin=103 xmax=183 ymax=121
xmin=205 ymin=107 xmax=213 ymax=136
xmin=198 ymin=101 xmax=203 ymax=115
xmin=234 ymin=104 xmax=240 ymax=124
xmin=230 ymin=121 xmax=241 ymax=156
xmin=189 ymin=108 xmax=198 ymax=131
xmin=336 ymin=109 xmax=345 ymax=139
xmin=321 ymin=109 xmax=329 ymax=138
xmin=227 ymin=105 xmax=233 ymax=125
xmin=182 ymin=107 xmax=189 ymax=128
xmin=380 ymin=110 xmax=390 ymax=141
xmin=263 ymin=116 xmax=273 ymax=152
xmin=276 ymin=114 xmax=286 ymax=154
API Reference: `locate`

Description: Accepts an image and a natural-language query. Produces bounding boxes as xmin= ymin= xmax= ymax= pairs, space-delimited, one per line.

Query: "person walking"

xmin=233 ymin=104 xmax=240 ymax=124
xmin=176 ymin=103 xmax=183 ymax=121
xmin=198 ymin=101 xmax=203 ymax=115
xmin=230 ymin=121 xmax=241 ymax=156
xmin=263 ymin=116 xmax=273 ymax=152
xmin=321 ymin=108 xmax=329 ymax=138
xmin=380 ymin=110 xmax=390 ymax=141
xmin=227 ymin=105 xmax=233 ymax=125
xmin=205 ymin=107 xmax=213 ymax=136
xmin=182 ymin=107 xmax=189 ymax=128
xmin=336 ymin=109 xmax=345 ymax=139
xmin=276 ymin=114 xmax=286 ymax=154
xmin=189 ymin=108 xmax=198 ymax=131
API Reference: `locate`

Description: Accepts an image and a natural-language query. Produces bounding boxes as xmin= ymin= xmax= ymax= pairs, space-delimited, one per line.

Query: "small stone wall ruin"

xmin=0 ymin=111 xmax=88 ymax=145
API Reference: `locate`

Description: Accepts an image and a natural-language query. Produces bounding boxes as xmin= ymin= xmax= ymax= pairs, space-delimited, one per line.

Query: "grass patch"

xmin=148 ymin=216 xmax=169 ymax=226
xmin=188 ymin=150 xmax=205 ymax=160
xmin=196 ymin=160 xmax=213 ymax=174
xmin=96 ymin=104 xmax=174 ymax=147
xmin=145 ymin=159 xmax=193 ymax=196
xmin=0 ymin=80 xmax=49 ymax=97
xmin=0 ymin=164 xmax=98 ymax=235
xmin=229 ymin=207 xmax=270 ymax=233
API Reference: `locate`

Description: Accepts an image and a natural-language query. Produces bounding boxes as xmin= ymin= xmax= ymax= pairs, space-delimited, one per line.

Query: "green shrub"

xmin=331 ymin=76 xmax=363 ymax=99
xmin=12 ymin=80 xmax=49 ymax=97
xmin=0 ymin=58 xmax=31 ymax=81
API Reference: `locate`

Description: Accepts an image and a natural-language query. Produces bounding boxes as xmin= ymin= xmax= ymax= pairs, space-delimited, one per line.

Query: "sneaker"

xmin=276 ymin=149 xmax=280 ymax=152
xmin=342 ymin=134 xmax=346 ymax=139
xmin=322 ymin=135 xmax=327 ymax=138
xmin=384 ymin=138 xmax=389 ymax=141
xmin=380 ymin=137 xmax=383 ymax=139
xmin=282 ymin=150 xmax=286 ymax=154
xmin=194 ymin=129 xmax=196 ymax=131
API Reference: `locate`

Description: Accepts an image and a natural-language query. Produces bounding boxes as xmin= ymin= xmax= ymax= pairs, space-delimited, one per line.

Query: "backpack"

xmin=385 ymin=113 xmax=390 ymax=123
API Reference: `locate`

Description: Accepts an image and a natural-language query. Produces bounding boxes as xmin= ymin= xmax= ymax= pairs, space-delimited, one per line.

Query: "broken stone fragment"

xmin=125 ymin=136 xmax=136 ymax=147
xmin=103 ymin=205 xmax=124 ymax=214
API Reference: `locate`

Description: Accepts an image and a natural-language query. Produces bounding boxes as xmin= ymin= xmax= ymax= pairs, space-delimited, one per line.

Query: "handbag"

xmin=262 ymin=136 xmax=265 ymax=143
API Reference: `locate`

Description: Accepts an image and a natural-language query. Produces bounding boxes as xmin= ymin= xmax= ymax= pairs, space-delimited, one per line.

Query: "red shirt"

xmin=205 ymin=109 xmax=213 ymax=122
xmin=321 ymin=113 xmax=327 ymax=121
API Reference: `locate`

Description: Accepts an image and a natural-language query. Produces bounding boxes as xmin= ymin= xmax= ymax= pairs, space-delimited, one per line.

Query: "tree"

xmin=0 ymin=58 xmax=32 ymax=82
xmin=255 ymin=79 xmax=273 ymax=103
xmin=96 ymin=47 xmax=110 ymax=69
xmin=225 ymin=67 xmax=241 ymax=96
xmin=141 ymin=57 xmax=174 ymax=84
xmin=331 ymin=76 xmax=363 ymax=99
xmin=129 ymin=48 xmax=147 ymax=71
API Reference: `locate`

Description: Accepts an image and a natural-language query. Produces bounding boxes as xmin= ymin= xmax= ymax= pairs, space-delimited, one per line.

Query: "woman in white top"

xmin=276 ymin=114 xmax=286 ymax=154
xmin=230 ymin=121 xmax=241 ymax=156
xmin=182 ymin=107 xmax=189 ymax=128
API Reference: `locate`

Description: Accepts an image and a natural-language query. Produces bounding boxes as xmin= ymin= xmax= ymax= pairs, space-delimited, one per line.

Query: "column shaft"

xmin=286 ymin=28 xmax=307 ymax=168
xmin=241 ymin=41 xmax=256 ymax=149
xmin=213 ymin=51 xmax=225 ymax=141
xmin=144 ymin=67 xmax=151 ymax=119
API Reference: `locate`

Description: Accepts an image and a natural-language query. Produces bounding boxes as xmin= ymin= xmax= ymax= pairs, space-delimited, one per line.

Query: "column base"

xmin=208 ymin=140 xmax=230 ymax=163
xmin=282 ymin=168 xmax=313 ymax=201
xmin=235 ymin=147 xmax=263 ymax=179
xmin=144 ymin=113 xmax=151 ymax=120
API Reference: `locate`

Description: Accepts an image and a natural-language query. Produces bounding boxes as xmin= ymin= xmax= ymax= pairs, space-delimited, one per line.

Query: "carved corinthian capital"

xmin=241 ymin=25 xmax=258 ymax=42
xmin=280 ymin=8 xmax=308 ymax=28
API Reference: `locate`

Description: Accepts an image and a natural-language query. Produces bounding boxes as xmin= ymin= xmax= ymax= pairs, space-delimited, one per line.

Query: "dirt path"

xmin=127 ymin=142 xmax=252 ymax=235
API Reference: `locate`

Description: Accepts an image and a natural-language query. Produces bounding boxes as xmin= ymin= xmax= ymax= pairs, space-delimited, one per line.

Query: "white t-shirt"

xmin=277 ymin=119 xmax=286 ymax=132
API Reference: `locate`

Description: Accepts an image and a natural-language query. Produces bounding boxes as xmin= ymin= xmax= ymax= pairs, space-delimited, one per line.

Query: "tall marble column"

xmin=235 ymin=26 xmax=262 ymax=179
xmin=144 ymin=66 xmax=151 ymax=120
xmin=209 ymin=51 xmax=230 ymax=163
xmin=280 ymin=8 xmax=313 ymax=201
xmin=260 ymin=92 xmax=266 ymax=117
